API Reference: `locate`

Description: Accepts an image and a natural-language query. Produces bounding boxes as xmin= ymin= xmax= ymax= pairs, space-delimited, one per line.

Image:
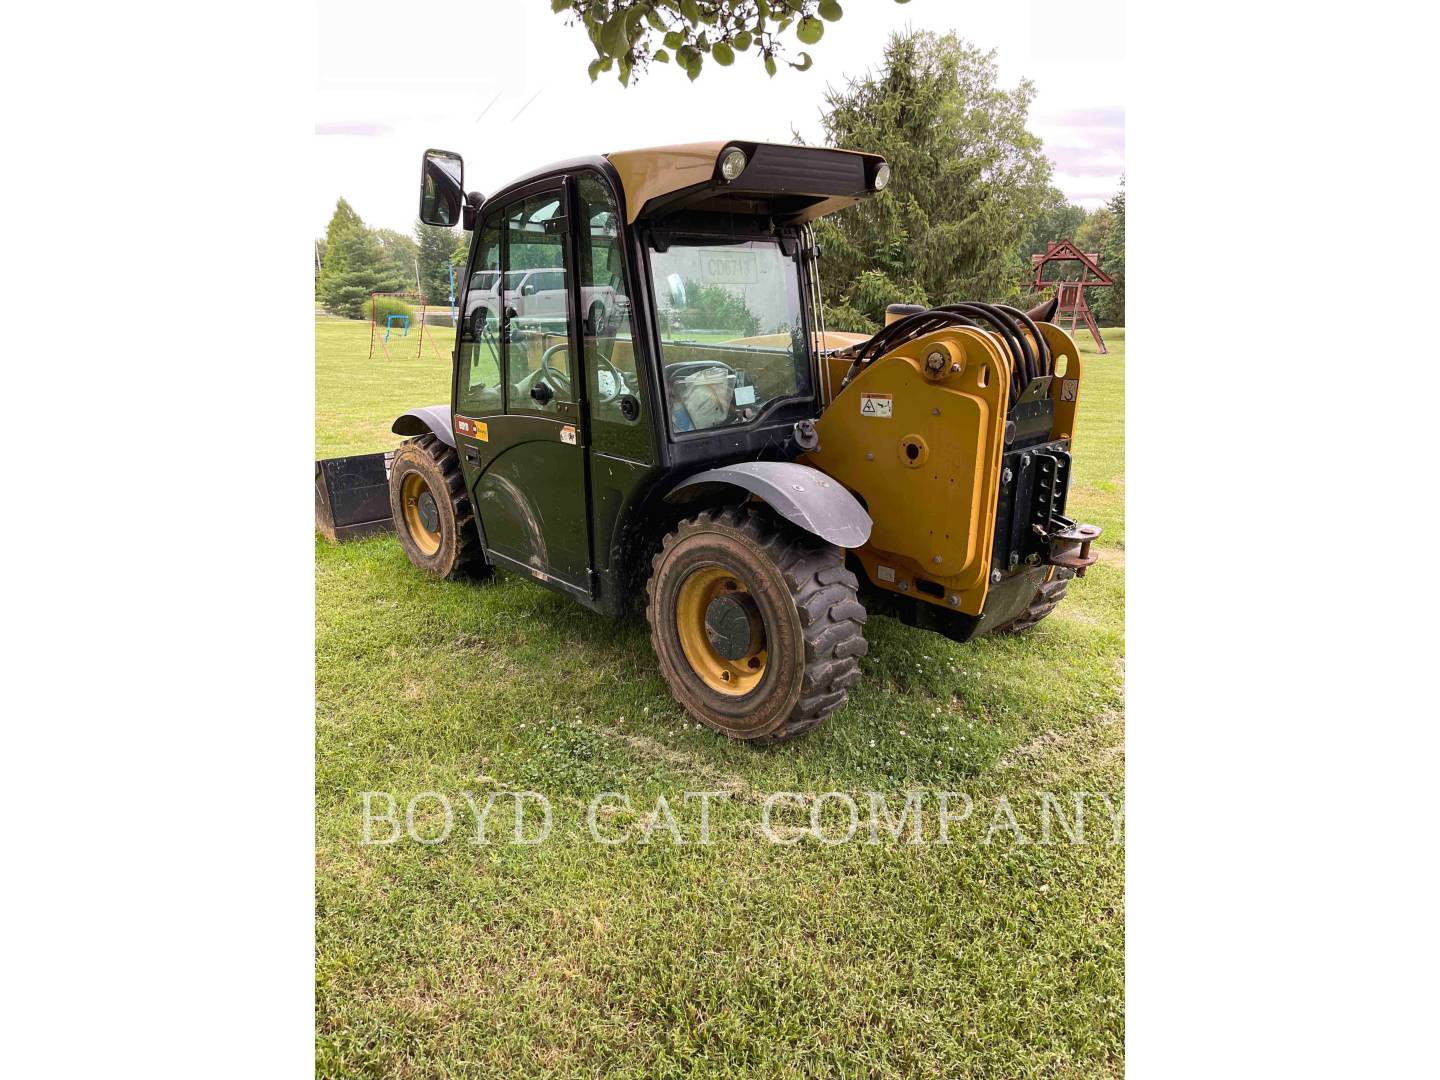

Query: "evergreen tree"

xmin=809 ymin=31 xmax=1057 ymax=329
xmin=316 ymin=199 xmax=406 ymax=318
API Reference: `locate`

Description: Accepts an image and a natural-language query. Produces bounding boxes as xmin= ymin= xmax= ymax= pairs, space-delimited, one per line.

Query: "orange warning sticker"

xmin=560 ymin=425 xmax=577 ymax=445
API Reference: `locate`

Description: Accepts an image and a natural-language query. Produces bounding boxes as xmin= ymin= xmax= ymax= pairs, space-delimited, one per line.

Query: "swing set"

xmin=367 ymin=290 xmax=451 ymax=362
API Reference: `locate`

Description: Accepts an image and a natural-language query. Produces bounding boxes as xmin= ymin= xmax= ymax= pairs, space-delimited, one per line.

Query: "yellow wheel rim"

xmin=400 ymin=471 xmax=441 ymax=556
xmin=675 ymin=566 xmax=768 ymax=696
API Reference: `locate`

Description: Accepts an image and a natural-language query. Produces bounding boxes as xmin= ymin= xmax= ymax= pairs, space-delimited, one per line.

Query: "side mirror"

xmin=666 ymin=273 xmax=687 ymax=310
xmin=419 ymin=149 xmax=464 ymax=227
xmin=521 ymin=283 xmax=537 ymax=296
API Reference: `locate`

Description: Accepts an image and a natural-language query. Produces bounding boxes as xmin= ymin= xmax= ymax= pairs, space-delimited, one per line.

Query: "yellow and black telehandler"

xmin=356 ymin=141 xmax=1099 ymax=743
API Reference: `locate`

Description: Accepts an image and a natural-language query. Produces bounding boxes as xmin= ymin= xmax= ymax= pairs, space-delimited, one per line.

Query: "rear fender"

xmin=664 ymin=461 xmax=872 ymax=549
xmin=392 ymin=404 xmax=454 ymax=448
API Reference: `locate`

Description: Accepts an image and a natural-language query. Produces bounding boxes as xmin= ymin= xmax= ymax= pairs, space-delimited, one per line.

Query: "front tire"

xmin=388 ymin=434 xmax=489 ymax=580
xmin=646 ymin=506 xmax=867 ymax=744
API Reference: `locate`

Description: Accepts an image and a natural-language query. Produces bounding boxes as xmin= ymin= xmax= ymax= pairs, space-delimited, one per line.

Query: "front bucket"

xmin=315 ymin=452 xmax=394 ymax=542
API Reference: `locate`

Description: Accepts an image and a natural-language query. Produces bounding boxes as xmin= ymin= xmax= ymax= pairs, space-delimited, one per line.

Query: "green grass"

xmin=316 ymin=318 xmax=1125 ymax=1077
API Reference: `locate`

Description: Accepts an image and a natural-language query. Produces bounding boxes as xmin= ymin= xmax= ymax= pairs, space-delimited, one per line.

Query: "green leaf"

xmin=712 ymin=41 xmax=734 ymax=65
xmin=618 ymin=56 xmax=632 ymax=85
xmin=686 ymin=51 xmax=703 ymax=80
xmin=796 ymin=16 xmax=823 ymax=44
xmin=777 ymin=17 xmax=792 ymax=33
xmin=789 ymin=50 xmax=812 ymax=72
xmin=654 ymin=48 xmax=670 ymax=62
xmin=601 ymin=13 xmax=629 ymax=55
xmin=734 ymin=30 xmax=752 ymax=51
xmin=645 ymin=8 xmax=668 ymax=31
xmin=664 ymin=30 xmax=685 ymax=48
xmin=818 ymin=0 xmax=843 ymax=20
xmin=756 ymin=0 xmax=769 ymax=19
xmin=588 ymin=58 xmax=605 ymax=82
xmin=680 ymin=0 xmax=700 ymax=26
xmin=550 ymin=0 xmax=571 ymax=13
xmin=764 ymin=53 xmax=777 ymax=77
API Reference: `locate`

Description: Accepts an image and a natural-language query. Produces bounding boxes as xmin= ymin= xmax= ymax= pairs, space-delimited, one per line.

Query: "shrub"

xmin=370 ymin=296 xmax=415 ymax=327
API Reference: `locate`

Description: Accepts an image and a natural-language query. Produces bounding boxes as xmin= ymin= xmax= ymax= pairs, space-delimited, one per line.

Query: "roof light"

xmin=873 ymin=163 xmax=892 ymax=191
xmin=720 ymin=147 xmax=747 ymax=182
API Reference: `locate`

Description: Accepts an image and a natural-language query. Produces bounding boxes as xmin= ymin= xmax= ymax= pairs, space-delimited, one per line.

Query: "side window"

xmin=505 ymin=191 xmax=572 ymax=413
xmin=577 ymin=173 xmax=651 ymax=462
xmin=458 ymin=218 xmax=502 ymax=414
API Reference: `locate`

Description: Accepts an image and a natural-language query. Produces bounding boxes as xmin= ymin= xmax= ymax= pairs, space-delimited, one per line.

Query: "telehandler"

xmin=384 ymin=141 xmax=1099 ymax=743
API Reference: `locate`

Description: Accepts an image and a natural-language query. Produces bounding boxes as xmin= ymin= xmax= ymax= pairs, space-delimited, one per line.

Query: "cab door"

xmin=452 ymin=179 xmax=592 ymax=596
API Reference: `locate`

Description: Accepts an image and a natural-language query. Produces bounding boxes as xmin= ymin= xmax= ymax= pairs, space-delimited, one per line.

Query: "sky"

xmin=315 ymin=0 xmax=1124 ymax=236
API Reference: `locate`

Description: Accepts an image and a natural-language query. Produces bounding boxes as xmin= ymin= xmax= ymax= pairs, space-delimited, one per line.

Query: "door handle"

xmin=530 ymin=382 xmax=554 ymax=405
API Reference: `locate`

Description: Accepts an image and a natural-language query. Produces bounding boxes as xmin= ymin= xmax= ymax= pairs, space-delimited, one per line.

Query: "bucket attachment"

xmin=315 ymin=452 xmax=395 ymax=542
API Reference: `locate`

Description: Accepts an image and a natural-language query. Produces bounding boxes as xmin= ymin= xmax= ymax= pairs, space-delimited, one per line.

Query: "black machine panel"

xmin=991 ymin=440 xmax=1073 ymax=573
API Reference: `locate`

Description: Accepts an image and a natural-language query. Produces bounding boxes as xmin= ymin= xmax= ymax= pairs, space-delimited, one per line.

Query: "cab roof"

xmin=606 ymin=141 xmax=886 ymax=224
xmin=482 ymin=141 xmax=886 ymax=227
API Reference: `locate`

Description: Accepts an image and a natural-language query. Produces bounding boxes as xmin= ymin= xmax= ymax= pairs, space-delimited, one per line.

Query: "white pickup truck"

xmin=464 ymin=267 xmax=618 ymax=336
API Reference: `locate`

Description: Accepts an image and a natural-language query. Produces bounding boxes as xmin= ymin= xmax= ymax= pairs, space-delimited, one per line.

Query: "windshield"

xmin=647 ymin=237 xmax=810 ymax=433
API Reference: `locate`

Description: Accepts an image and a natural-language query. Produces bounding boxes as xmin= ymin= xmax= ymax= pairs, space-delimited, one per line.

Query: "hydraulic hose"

xmin=835 ymin=298 xmax=1054 ymax=407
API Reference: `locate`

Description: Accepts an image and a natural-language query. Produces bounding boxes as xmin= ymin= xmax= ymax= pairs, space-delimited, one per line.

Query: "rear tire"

xmin=646 ymin=506 xmax=867 ymax=744
xmin=992 ymin=568 xmax=1073 ymax=633
xmin=388 ymin=434 xmax=489 ymax=580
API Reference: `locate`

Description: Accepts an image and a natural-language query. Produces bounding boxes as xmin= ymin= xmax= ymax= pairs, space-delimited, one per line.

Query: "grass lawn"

xmin=316 ymin=315 xmax=1125 ymax=1077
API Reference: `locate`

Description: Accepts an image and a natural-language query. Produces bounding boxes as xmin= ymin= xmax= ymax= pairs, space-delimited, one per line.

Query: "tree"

xmin=1074 ymin=206 xmax=1113 ymax=262
xmin=807 ymin=31 xmax=1057 ymax=329
xmin=1091 ymin=182 xmax=1124 ymax=325
xmin=416 ymin=222 xmax=460 ymax=307
xmin=374 ymin=229 xmax=419 ymax=294
xmin=550 ymin=0 xmax=909 ymax=85
xmin=1022 ymin=190 xmax=1088 ymax=262
xmin=316 ymin=199 xmax=407 ymax=318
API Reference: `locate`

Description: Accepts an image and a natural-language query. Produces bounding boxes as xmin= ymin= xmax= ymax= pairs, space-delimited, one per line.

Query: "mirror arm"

xmin=462 ymin=191 xmax=483 ymax=232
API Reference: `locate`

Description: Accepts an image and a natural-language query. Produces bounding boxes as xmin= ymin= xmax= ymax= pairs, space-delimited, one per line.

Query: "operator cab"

xmin=414 ymin=141 xmax=887 ymax=613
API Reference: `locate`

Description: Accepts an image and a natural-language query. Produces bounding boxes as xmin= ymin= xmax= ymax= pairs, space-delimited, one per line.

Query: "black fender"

xmin=665 ymin=461 xmax=872 ymax=548
xmin=391 ymin=404 xmax=454 ymax=449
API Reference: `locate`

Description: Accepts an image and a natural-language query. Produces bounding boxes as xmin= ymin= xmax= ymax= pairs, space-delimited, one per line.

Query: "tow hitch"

xmin=1045 ymin=517 xmax=1102 ymax=576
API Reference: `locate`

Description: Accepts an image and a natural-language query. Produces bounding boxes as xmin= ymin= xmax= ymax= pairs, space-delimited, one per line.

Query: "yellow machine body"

xmin=804 ymin=321 xmax=1083 ymax=617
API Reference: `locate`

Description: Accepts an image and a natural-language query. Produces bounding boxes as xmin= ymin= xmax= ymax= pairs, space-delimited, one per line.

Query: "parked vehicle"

xmin=464 ymin=266 xmax=616 ymax=337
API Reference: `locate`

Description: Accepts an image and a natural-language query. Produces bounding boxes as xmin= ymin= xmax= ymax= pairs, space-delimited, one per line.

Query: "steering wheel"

xmin=540 ymin=341 xmax=630 ymax=405
xmin=591 ymin=351 xmax=628 ymax=404
xmin=539 ymin=341 xmax=573 ymax=398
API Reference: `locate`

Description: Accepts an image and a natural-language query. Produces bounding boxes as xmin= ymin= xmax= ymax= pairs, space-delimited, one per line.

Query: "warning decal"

xmin=454 ymin=416 xmax=488 ymax=442
xmin=1061 ymin=379 xmax=1078 ymax=402
xmin=860 ymin=393 xmax=893 ymax=418
xmin=560 ymin=425 xmax=577 ymax=445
